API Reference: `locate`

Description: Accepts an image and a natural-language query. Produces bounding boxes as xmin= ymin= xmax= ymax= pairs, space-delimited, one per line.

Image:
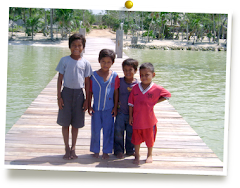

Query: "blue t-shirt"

xmin=118 ymin=77 xmax=138 ymax=114
xmin=55 ymin=56 xmax=92 ymax=89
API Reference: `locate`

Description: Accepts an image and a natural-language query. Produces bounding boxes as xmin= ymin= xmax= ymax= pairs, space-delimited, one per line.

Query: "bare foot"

xmin=133 ymin=155 xmax=140 ymax=165
xmin=63 ymin=147 xmax=71 ymax=160
xmin=116 ymin=152 xmax=124 ymax=159
xmin=146 ymin=155 xmax=153 ymax=163
xmin=70 ymin=149 xmax=78 ymax=159
xmin=92 ymin=153 xmax=99 ymax=158
xmin=102 ymin=153 xmax=109 ymax=159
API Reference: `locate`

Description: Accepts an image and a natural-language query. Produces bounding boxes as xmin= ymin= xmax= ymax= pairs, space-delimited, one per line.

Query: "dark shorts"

xmin=57 ymin=87 xmax=85 ymax=128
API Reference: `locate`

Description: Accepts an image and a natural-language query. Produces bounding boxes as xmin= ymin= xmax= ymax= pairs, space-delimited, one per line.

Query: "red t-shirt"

xmin=128 ymin=82 xmax=171 ymax=129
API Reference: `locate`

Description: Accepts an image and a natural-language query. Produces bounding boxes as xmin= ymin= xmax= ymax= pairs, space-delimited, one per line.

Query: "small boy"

xmin=128 ymin=62 xmax=171 ymax=165
xmin=114 ymin=58 xmax=139 ymax=159
xmin=88 ymin=49 xmax=120 ymax=159
xmin=56 ymin=33 xmax=92 ymax=160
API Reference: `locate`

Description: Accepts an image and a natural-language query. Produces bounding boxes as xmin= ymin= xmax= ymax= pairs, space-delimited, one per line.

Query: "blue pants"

xmin=90 ymin=109 xmax=114 ymax=154
xmin=114 ymin=112 xmax=134 ymax=155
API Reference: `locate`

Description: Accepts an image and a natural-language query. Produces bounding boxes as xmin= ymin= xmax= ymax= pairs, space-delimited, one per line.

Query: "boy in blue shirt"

xmin=56 ymin=33 xmax=92 ymax=160
xmin=114 ymin=58 xmax=139 ymax=159
xmin=88 ymin=49 xmax=120 ymax=159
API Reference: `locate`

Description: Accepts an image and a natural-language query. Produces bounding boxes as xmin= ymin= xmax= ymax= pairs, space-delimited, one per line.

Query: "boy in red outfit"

xmin=128 ymin=62 xmax=171 ymax=165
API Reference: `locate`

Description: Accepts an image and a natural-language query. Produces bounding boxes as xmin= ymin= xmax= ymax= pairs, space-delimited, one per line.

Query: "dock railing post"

xmin=116 ymin=29 xmax=123 ymax=58
xmin=79 ymin=28 xmax=86 ymax=54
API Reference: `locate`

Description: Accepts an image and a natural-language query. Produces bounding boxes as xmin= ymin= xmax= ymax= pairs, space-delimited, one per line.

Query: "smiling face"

xmin=140 ymin=68 xmax=155 ymax=87
xmin=99 ymin=56 xmax=114 ymax=72
xmin=69 ymin=39 xmax=84 ymax=57
xmin=123 ymin=65 xmax=137 ymax=81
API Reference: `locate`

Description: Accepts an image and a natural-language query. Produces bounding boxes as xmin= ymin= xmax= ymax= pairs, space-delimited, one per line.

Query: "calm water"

xmin=124 ymin=49 xmax=226 ymax=161
xmin=6 ymin=45 xmax=70 ymax=132
xmin=6 ymin=45 xmax=226 ymax=161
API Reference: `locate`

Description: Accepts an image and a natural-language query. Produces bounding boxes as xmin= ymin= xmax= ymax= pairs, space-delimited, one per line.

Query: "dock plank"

xmin=5 ymin=37 xmax=223 ymax=174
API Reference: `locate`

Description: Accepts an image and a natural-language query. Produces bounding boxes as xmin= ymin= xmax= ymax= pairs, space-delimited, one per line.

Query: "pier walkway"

xmin=5 ymin=38 xmax=224 ymax=175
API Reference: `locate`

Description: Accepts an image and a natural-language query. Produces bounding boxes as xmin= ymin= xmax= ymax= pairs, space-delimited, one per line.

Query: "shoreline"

xmin=123 ymin=43 xmax=227 ymax=51
xmin=8 ymin=30 xmax=227 ymax=51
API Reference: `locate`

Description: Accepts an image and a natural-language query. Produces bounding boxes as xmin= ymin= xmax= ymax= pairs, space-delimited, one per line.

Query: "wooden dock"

xmin=5 ymin=38 xmax=224 ymax=175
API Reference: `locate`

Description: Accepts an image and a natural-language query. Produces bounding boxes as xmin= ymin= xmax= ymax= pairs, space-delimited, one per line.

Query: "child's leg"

xmin=70 ymin=126 xmax=79 ymax=159
xmin=114 ymin=113 xmax=125 ymax=158
xmin=144 ymin=125 xmax=156 ymax=163
xmin=62 ymin=126 xmax=71 ymax=160
xmin=133 ymin=144 xmax=140 ymax=165
xmin=102 ymin=109 xmax=114 ymax=159
xmin=146 ymin=147 xmax=153 ymax=163
xmin=90 ymin=111 xmax=101 ymax=158
xmin=125 ymin=115 xmax=134 ymax=155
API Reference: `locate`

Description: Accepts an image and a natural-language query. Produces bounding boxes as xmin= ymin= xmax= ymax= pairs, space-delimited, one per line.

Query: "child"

xmin=114 ymin=58 xmax=139 ymax=159
xmin=56 ymin=33 xmax=92 ymax=160
xmin=128 ymin=62 xmax=171 ymax=165
xmin=88 ymin=49 xmax=120 ymax=159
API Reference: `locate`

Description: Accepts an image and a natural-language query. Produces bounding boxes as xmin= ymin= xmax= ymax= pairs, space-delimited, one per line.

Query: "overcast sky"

xmin=91 ymin=9 xmax=105 ymax=15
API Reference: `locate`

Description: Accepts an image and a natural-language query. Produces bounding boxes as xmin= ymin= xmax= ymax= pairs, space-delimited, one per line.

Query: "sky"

xmin=90 ymin=9 xmax=105 ymax=15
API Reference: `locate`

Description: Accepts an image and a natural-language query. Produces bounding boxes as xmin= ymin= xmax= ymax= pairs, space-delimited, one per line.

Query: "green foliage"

xmin=142 ymin=30 xmax=154 ymax=37
xmin=9 ymin=7 xmax=228 ymax=43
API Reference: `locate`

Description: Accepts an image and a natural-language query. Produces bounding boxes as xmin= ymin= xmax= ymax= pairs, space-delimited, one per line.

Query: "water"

xmin=6 ymin=45 xmax=226 ymax=162
xmin=6 ymin=45 xmax=70 ymax=132
xmin=124 ymin=49 xmax=226 ymax=161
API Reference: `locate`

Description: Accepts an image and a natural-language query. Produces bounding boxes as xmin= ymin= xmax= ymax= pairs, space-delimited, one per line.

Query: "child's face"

xmin=99 ymin=57 xmax=114 ymax=72
xmin=70 ymin=39 xmax=84 ymax=56
xmin=140 ymin=68 xmax=155 ymax=86
xmin=123 ymin=65 xmax=137 ymax=80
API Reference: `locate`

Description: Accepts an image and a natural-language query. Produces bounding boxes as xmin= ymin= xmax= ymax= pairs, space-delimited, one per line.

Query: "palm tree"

xmin=26 ymin=16 xmax=40 ymax=40
xmin=24 ymin=8 xmax=41 ymax=40
xmin=55 ymin=9 xmax=74 ymax=39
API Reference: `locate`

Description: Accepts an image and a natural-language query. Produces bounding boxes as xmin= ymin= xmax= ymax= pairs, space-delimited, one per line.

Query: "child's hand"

xmin=88 ymin=107 xmax=95 ymax=116
xmin=58 ymin=98 xmax=64 ymax=110
xmin=157 ymin=97 xmax=166 ymax=103
xmin=111 ymin=108 xmax=118 ymax=117
xmin=82 ymin=100 xmax=88 ymax=111
xmin=129 ymin=116 xmax=133 ymax=126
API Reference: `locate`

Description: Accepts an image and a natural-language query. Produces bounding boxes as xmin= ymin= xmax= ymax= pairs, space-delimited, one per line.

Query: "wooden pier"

xmin=5 ymin=38 xmax=224 ymax=175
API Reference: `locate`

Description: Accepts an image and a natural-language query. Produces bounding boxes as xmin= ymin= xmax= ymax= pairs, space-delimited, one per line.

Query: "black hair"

xmin=98 ymin=49 xmax=115 ymax=63
xmin=69 ymin=33 xmax=86 ymax=48
xmin=139 ymin=62 xmax=155 ymax=73
xmin=122 ymin=58 xmax=139 ymax=71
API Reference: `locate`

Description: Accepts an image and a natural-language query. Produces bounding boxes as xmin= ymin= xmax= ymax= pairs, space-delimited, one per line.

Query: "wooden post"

xmin=116 ymin=30 xmax=123 ymax=58
xmin=79 ymin=28 xmax=86 ymax=53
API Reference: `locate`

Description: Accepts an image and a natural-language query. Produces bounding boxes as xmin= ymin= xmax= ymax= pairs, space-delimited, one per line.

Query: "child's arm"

xmin=88 ymin=78 xmax=95 ymax=116
xmin=57 ymin=73 xmax=64 ymax=110
xmin=129 ymin=106 xmax=133 ymax=126
xmin=157 ymin=86 xmax=171 ymax=104
xmin=83 ymin=77 xmax=90 ymax=111
xmin=157 ymin=97 xmax=167 ymax=103
xmin=111 ymin=88 xmax=119 ymax=117
xmin=88 ymin=91 xmax=94 ymax=116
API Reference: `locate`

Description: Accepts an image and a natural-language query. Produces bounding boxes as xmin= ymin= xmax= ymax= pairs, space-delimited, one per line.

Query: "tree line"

xmin=99 ymin=11 xmax=228 ymax=45
xmin=9 ymin=8 xmax=95 ymax=40
xmin=9 ymin=8 xmax=228 ymax=44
